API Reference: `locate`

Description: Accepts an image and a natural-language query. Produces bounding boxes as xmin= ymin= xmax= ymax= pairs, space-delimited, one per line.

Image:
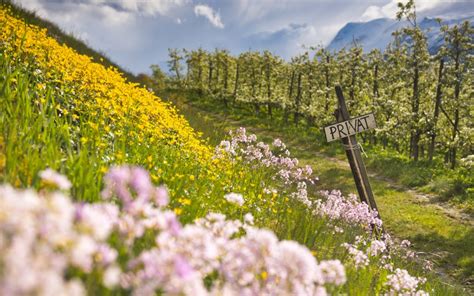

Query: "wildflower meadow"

xmin=0 ymin=3 xmax=468 ymax=296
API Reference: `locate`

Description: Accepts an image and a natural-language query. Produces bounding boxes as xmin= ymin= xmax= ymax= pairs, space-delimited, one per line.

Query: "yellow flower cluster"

xmin=0 ymin=7 xmax=211 ymax=162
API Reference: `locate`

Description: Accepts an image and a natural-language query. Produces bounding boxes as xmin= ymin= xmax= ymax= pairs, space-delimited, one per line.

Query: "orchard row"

xmin=157 ymin=4 xmax=472 ymax=167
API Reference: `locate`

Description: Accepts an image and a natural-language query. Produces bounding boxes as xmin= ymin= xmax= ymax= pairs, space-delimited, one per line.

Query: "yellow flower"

xmin=0 ymin=7 xmax=213 ymax=164
xmin=178 ymin=198 xmax=191 ymax=205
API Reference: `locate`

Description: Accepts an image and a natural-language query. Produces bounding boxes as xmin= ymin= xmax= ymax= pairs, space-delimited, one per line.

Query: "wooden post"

xmin=334 ymin=86 xmax=381 ymax=219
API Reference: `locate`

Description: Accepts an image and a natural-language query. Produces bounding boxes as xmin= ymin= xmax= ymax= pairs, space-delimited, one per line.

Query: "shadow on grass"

xmin=410 ymin=229 xmax=474 ymax=282
xmin=316 ymin=168 xmax=355 ymax=193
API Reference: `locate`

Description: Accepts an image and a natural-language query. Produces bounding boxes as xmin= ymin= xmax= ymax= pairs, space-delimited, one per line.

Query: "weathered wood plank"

xmin=324 ymin=113 xmax=376 ymax=142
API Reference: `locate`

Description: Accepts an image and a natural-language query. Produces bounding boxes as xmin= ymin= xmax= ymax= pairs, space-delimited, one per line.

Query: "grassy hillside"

xmin=0 ymin=3 xmax=469 ymax=295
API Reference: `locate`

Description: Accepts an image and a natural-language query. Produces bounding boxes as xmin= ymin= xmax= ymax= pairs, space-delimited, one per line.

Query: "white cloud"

xmin=15 ymin=0 xmax=188 ymax=19
xmin=236 ymin=0 xmax=291 ymax=24
xmin=361 ymin=0 xmax=459 ymax=21
xmin=97 ymin=5 xmax=135 ymax=25
xmin=115 ymin=0 xmax=189 ymax=16
xmin=194 ymin=4 xmax=224 ymax=28
xmin=15 ymin=0 xmax=135 ymax=27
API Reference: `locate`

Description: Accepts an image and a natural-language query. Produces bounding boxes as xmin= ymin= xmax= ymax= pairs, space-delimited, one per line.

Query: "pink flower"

xmin=174 ymin=256 xmax=194 ymax=279
xmin=154 ymin=186 xmax=169 ymax=207
xmin=224 ymin=193 xmax=245 ymax=206
xmin=385 ymin=268 xmax=428 ymax=295
xmin=39 ymin=168 xmax=72 ymax=190
xmin=319 ymin=260 xmax=346 ymax=285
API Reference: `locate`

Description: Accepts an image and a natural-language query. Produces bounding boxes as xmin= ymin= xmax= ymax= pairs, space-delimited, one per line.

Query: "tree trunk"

xmin=174 ymin=61 xmax=181 ymax=82
xmin=223 ymin=60 xmax=229 ymax=108
xmin=185 ymin=60 xmax=190 ymax=85
xmin=325 ymin=55 xmax=330 ymax=112
xmin=428 ymin=59 xmax=444 ymax=161
xmin=373 ymin=63 xmax=379 ymax=99
xmin=208 ymin=59 xmax=213 ymax=90
xmin=294 ymin=72 xmax=302 ymax=125
xmin=284 ymin=108 xmax=289 ymax=124
xmin=371 ymin=63 xmax=379 ymax=145
xmin=254 ymin=103 xmax=260 ymax=115
xmin=233 ymin=62 xmax=240 ymax=102
xmin=266 ymin=60 xmax=272 ymax=117
xmin=198 ymin=64 xmax=202 ymax=85
xmin=286 ymin=70 xmax=295 ymax=124
xmin=215 ymin=62 xmax=220 ymax=91
xmin=349 ymin=61 xmax=356 ymax=109
xmin=410 ymin=61 xmax=420 ymax=161
xmin=450 ymin=48 xmax=461 ymax=169
xmin=251 ymin=67 xmax=259 ymax=116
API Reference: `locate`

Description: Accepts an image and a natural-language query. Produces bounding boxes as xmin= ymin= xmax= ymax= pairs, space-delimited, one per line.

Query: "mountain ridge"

xmin=327 ymin=16 xmax=473 ymax=53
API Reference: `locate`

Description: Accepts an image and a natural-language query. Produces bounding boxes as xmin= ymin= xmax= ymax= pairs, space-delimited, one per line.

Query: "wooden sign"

xmin=324 ymin=113 xmax=376 ymax=142
xmin=330 ymin=86 xmax=382 ymax=232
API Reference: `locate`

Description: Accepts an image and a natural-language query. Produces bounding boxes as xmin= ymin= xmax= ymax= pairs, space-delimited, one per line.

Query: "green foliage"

xmin=160 ymin=8 xmax=473 ymax=203
xmin=164 ymin=12 xmax=473 ymax=168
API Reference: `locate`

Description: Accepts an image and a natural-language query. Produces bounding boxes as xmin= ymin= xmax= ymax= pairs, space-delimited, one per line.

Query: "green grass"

xmin=0 ymin=47 xmax=468 ymax=295
xmin=0 ymin=4 xmax=470 ymax=292
xmin=164 ymin=89 xmax=474 ymax=291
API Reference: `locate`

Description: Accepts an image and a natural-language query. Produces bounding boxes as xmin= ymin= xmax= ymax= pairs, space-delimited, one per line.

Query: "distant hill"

xmin=327 ymin=16 xmax=473 ymax=54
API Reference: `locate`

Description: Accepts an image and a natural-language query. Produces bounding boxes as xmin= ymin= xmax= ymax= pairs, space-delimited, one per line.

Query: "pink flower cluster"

xmin=0 ymin=167 xmax=347 ymax=295
xmin=39 ymin=168 xmax=72 ymax=190
xmin=215 ymin=128 xmax=317 ymax=187
xmin=127 ymin=214 xmax=347 ymax=295
xmin=0 ymin=185 xmax=118 ymax=295
xmin=315 ymin=190 xmax=383 ymax=230
xmin=384 ymin=269 xmax=428 ymax=296
xmin=343 ymin=235 xmax=394 ymax=270
xmin=216 ymin=129 xmax=384 ymax=230
xmin=341 ymin=235 xmax=430 ymax=295
xmin=215 ymin=128 xmax=318 ymax=208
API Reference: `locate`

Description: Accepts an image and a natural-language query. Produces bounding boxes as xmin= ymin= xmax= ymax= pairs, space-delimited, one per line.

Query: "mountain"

xmin=327 ymin=16 xmax=473 ymax=54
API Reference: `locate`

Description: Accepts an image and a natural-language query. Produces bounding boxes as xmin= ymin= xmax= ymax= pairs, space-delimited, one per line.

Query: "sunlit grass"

xmin=0 ymin=5 xmax=468 ymax=294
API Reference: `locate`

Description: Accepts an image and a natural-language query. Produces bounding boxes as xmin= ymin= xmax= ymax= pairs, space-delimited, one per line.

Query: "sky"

xmin=14 ymin=0 xmax=474 ymax=74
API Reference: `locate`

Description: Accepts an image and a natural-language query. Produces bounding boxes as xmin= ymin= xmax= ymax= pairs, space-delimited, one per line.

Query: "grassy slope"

xmin=165 ymin=90 xmax=474 ymax=289
xmin=2 ymin=37 xmax=451 ymax=296
xmin=0 ymin=3 xmax=469 ymax=294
